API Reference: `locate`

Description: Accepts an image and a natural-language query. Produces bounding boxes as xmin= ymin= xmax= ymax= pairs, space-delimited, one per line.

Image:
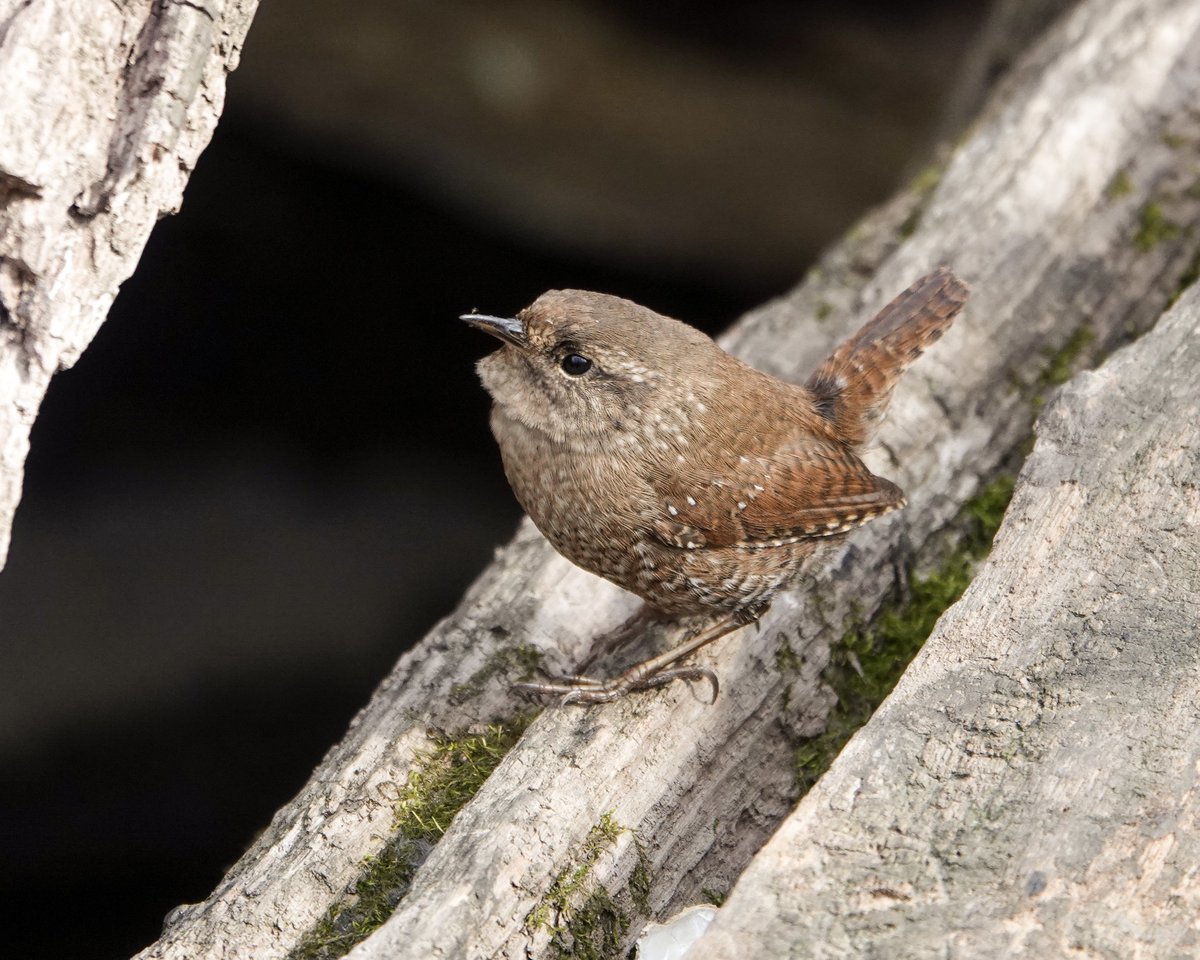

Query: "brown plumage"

xmin=464 ymin=268 xmax=968 ymax=702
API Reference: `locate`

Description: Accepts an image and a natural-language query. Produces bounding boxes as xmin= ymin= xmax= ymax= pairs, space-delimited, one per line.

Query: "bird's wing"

xmin=645 ymin=438 xmax=905 ymax=550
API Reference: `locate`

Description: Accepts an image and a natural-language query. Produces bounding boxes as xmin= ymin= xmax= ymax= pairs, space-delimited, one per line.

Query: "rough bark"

xmin=0 ymin=0 xmax=259 ymax=568
xmin=136 ymin=0 xmax=1200 ymax=957
xmin=687 ymin=254 xmax=1200 ymax=960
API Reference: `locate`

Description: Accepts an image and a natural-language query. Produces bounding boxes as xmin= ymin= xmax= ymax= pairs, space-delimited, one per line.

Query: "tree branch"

xmin=0 ymin=0 xmax=259 ymax=566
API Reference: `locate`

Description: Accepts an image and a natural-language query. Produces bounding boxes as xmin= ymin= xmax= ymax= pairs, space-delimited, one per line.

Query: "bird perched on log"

xmin=463 ymin=268 xmax=968 ymax=703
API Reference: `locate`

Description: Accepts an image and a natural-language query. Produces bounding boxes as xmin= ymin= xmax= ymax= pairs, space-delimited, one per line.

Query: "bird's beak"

xmin=460 ymin=312 xmax=527 ymax=348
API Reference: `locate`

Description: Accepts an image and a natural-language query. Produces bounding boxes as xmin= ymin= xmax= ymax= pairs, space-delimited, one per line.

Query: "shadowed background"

xmin=0 ymin=2 xmax=986 ymax=956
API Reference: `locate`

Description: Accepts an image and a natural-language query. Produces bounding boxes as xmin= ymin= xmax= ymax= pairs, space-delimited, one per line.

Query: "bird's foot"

xmin=511 ymin=663 xmax=719 ymax=705
xmin=577 ymin=604 xmax=666 ymax=670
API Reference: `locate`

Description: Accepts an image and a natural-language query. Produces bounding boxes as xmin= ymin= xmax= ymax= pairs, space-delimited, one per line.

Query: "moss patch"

xmin=291 ymin=716 xmax=533 ymax=960
xmin=909 ymin=164 xmax=945 ymax=196
xmin=1029 ymin=324 xmax=1096 ymax=410
xmin=1105 ymin=169 xmax=1133 ymax=200
xmin=898 ymin=164 xmax=945 ymax=239
xmin=1039 ymin=325 xmax=1095 ymax=387
xmin=449 ymin=642 xmax=543 ymax=703
xmin=1168 ymin=249 xmax=1200 ymax=308
xmin=1134 ymin=202 xmax=1180 ymax=252
xmin=627 ymin=839 xmax=653 ymax=914
xmin=794 ymin=474 xmax=1016 ymax=793
xmin=527 ymin=812 xmax=644 ymax=960
xmin=775 ymin=637 xmax=803 ymax=674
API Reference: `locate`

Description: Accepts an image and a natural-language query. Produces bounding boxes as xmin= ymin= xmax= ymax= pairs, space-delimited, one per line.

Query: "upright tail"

xmin=806 ymin=267 xmax=969 ymax=448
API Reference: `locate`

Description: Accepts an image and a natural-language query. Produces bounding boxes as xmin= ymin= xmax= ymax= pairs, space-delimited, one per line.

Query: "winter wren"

xmin=463 ymin=268 xmax=968 ymax=703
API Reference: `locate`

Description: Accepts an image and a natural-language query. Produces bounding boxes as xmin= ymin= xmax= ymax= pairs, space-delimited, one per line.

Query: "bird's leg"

xmin=512 ymin=612 xmax=751 ymax=705
xmin=575 ymin=604 xmax=665 ymax=671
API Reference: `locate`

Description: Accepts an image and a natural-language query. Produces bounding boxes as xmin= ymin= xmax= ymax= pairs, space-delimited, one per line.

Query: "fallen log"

xmin=126 ymin=0 xmax=1200 ymax=956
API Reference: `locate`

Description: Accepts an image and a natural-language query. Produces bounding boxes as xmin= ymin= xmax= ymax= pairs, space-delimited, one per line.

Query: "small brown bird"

xmin=463 ymin=269 xmax=968 ymax=703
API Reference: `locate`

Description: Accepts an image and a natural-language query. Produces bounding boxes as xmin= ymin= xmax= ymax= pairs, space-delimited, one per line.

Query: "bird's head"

xmin=463 ymin=290 xmax=719 ymax=447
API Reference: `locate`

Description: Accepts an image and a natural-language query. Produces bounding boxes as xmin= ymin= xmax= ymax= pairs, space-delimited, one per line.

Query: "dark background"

xmin=0 ymin=2 xmax=986 ymax=956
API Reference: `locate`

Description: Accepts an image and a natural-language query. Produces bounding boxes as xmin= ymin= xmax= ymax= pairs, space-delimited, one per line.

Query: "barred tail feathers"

xmin=805 ymin=268 xmax=968 ymax=448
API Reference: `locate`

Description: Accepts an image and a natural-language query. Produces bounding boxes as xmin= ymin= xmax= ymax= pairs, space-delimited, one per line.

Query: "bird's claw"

xmin=511 ymin=665 xmax=719 ymax=705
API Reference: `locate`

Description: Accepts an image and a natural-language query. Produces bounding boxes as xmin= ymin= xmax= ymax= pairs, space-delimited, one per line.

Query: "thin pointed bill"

xmin=460 ymin=312 xmax=527 ymax=347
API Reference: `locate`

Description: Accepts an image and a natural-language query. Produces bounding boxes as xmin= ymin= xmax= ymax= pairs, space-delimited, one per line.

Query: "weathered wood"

xmin=687 ymin=249 xmax=1200 ymax=960
xmin=133 ymin=0 xmax=1200 ymax=957
xmin=0 ymin=0 xmax=259 ymax=568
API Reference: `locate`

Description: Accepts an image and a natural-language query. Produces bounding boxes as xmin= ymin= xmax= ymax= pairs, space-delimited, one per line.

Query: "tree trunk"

xmin=130 ymin=0 xmax=1200 ymax=957
xmin=0 ymin=0 xmax=259 ymax=567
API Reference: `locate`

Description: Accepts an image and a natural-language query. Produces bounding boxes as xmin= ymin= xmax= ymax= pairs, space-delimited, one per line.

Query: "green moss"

xmin=627 ymin=839 xmax=653 ymax=914
xmin=898 ymin=210 xmax=922 ymax=240
xmin=815 ymin=300 xmax=834 ymax=321
xmin=1012 ymin=323 xmax=1098 ymax=409
xmin=1162 ymin=131 xmax=1187 ymax=149
xmin=898 ymin=211 xmax=922 ymax=239
xmin=909 ymin=164 xmax=945 ymax=196
xmin=775 ymin=638 xmax=802 ymax=674
xmin=794 ymin=474 xmax=1016 ymax=793
xmin=1134 ymin=202 xmax=1180 ymax=252
xmin=394 ymin=718 xmax=535 ymax=835
xmin=1039 ymin=324 xmax=1095 ymax=388
xmin=557 ymin=889 xmax=629 ymax=960
xmin=1105 ymin=169 xmax=1132 ymax=200
xmin=898 ymin=164 xmax=945 ymax=239
xmin=528 ymin=812 xmax=624 ymax=931
xmin=290 ymin=716 xmax=533 ymax=960
xmin=1168 ymin=249 xmax=1200 ymax=308
xmin=449 ymin=642 xmax=543 ymax=703
xmin=528 ymin=812 xmax=639 ymax=960
xmin=1031 ymin=324 xmax=1095 ymax=409
xmin=700 ymin=887 xmax=727 ymax=907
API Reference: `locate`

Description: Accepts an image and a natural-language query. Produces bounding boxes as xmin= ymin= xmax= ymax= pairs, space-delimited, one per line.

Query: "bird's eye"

xmin=560 ymin=353 xmax=592 ymax=376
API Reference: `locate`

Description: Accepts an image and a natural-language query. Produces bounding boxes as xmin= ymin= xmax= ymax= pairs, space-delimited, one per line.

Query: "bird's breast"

xmin=490 ymin=407 xmax=648 ymax=557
